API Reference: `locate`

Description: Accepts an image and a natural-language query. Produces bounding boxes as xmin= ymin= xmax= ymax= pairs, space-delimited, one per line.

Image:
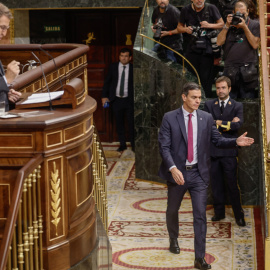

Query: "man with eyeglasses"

xmin=0 ymin=2 xmax=21 ymax=111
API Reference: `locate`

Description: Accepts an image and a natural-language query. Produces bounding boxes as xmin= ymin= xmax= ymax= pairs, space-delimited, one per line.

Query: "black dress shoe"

xmin=194 ymin=257 xmax=211 ymax=269
xmin=169 ymin=238 xmax=180 ymax=254
xmin=211 ymin=215 xmax=225 ymax=221
xmin=116 ymin=145 xmax=127 ymax=152
xmin=236 ymin=217 xmax=246 ymax=227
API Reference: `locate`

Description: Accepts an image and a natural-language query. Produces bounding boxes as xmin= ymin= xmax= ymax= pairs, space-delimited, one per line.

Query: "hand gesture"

xmin=151 ymin=25 xmax=157 ymax=34
xmin=101 ymin=97 xmax=109 ymax=107
xmin=234 ymin=17 xmax=246 ymax=29
xmin=226 ymin=14 xmax=233 ymax=27
xmin=185 ymin=26 xmax=193 ymax=35
xmin=171 ymin=167 xmax=185 ymax=185
xmin=200 ymin=21 xmax=210 ymax=28
xmin=236 ymin=132 xmax=254 ymax=146
xmin=232 ymin=117 xmax=240 ymax=122
xmin=8 ymin=89 xmax=21 ymax=103
xmin=5 ymin=60 xmax=20 ymax=84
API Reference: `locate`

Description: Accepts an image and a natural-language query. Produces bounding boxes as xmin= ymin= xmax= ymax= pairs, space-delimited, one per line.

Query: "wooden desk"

xmin=0 ymin=96 xmax=97 ymax=269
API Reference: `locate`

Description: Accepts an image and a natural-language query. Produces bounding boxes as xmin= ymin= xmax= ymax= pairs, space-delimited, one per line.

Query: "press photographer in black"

xmin=151 ymin=0 xmax=183 ymax=63
xmin=217 ymin=0 xmax=260 ymax=99
xmin=177 ymin=0 xmax=224 ymax=97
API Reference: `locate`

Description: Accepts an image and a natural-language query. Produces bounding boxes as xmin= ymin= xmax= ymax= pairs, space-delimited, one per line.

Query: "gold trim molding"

xmin=50 ymin=162 xmax=61 ymax=237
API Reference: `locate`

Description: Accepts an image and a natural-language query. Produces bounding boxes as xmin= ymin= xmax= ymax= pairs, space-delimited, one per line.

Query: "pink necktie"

xmin=187 ymin=113 xmax=193 ymax=163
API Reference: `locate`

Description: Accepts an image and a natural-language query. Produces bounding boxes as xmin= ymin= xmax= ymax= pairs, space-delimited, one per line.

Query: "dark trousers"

xmin=166 ymin=168 xmax=208 ymax=258
xmin=112 ymin=97 xmax=134 ymax=148
xmin=211 ymin=156 xmax=244 ymax=219
xmin=185 ymin=51 xmax=214 ymax=98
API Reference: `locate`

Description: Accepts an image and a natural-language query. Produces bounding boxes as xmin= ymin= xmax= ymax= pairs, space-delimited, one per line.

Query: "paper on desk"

xmin=21 ymin=91 xmax=64 ymax=104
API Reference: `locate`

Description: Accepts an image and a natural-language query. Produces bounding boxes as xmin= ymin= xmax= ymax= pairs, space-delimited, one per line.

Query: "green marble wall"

xmin=133 ymin=45 xmax=263 ymax=206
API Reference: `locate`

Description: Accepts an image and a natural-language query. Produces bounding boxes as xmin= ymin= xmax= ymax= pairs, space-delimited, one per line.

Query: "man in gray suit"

xmin=0 ymin=2 xmax=21 ymax=111
xmin=158 ymin=82 xmax=253 ymax=269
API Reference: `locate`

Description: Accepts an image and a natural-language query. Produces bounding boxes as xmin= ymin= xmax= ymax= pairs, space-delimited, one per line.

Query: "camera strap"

xmin=193 ymin=3 xmax=210 ymax=36
xmin=193 ymin=3 xmax=210 ymax=24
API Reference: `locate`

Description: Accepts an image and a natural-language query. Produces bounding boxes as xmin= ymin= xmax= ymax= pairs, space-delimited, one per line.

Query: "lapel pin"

xmin=215 ymin=101 xmax=218 ymax=105
xmin=200 ymin=118 xmax=202 ymax=120
xmin=228 ymin=101 xmax=231 ymax=105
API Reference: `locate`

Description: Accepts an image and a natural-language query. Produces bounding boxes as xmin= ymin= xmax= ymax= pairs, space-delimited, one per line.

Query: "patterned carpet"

xmin=103 ymin=143 xmax=261 ymax=270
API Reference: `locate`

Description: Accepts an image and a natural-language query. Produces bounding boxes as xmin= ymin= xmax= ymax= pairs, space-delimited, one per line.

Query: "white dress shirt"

xmin=116 ymin=63 xmax=129 ymax=98
xmin=169 ymin=107 xmax=198 ymax=171
xmin=219 ymin=96 xmax=230 ymax=108
xmin=182 ymin=106 xmax=198 ymax=165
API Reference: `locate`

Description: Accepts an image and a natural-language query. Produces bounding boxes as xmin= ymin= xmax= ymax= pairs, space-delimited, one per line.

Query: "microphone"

xmin=39 ymin=46 xmax=63 ymax=89
xmin=31 ymin=51 xmax=53 ymax=111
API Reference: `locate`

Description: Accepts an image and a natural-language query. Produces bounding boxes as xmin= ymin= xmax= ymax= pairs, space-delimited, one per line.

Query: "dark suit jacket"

xmin=102 ymin=62 xmax=134 ymax=104
xmin=0 ymin=61 xmax=10 ymax=111
xmin=158 ymin=108 xmax=237 ymax=184
xmin=204 ymin=98 xmax=243 ymax=157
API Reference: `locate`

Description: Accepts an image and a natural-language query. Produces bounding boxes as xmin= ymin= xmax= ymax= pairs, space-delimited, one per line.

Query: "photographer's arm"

xmin=217 ymin=14 xmax=232 ymax=46
xmin=161 ymin=22 xmax=182 ymax=37
xmin=177 ymin=22 xmax=193 ymax=34
xmin=238 ymin=19 xmax=260 ymax=49
xmin=200 ymin=18 xmax=224 ymax=29
xmin=151 ymin=24 xmax=157 ymax=34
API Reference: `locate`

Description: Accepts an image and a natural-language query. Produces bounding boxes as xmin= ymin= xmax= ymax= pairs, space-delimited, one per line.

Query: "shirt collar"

xmin=219 ymin=96 xmax=230 ymax=107
xmin=119 ymin=62 xmax=129 ymax=68
xmin=182 ymin=106 xmax=196 ymax=117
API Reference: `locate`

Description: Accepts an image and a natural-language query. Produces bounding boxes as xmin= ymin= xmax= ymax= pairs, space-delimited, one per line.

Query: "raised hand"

xmin=236 ymin=132 xmax=254 ymax=146
xmin=5 ymin=60 xmax=20 ymax=84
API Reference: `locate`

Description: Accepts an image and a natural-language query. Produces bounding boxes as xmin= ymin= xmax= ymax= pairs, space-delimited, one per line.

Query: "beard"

xmin=193 ymin=1 xmax=205 ymax=9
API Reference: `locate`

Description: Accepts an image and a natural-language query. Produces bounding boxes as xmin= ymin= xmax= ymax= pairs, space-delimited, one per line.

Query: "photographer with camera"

xmin=217 ymin=0 xmax=260 ymax=99
xmin=151 ymin=0 xmax=183 ymax=63
xmin=177 ymin=0 xmax=224 ymax=98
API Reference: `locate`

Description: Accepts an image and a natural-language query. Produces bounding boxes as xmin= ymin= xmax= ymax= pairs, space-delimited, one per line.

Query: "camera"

xmin=153 ymin=18 xmax=164 ymax=40
xmin=191 ymin=26 xmax=202 ymax=40
xmin=206 ymin=30 xmax=220 ymax=55
xmin=231 ymin=11 xmax=245 ymax=25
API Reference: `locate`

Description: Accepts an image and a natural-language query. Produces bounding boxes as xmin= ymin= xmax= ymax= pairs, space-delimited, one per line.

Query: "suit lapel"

xmin=196 ymin=110 xmax=203 ymax=149
xmin=212 ymin=98 xmax=221 ymax=120
xmin=0 ymin=61 xmax=5 ymax=76
xmin=176 ymin=108 xmax=187 ymax=144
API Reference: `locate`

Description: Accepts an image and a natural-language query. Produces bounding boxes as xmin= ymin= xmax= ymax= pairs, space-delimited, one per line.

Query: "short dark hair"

xmin=215 ymin=76 xmax=231 ymax=88
xmin=120 ymin=48 xmax=132 ymax=57
xmin=182 ymin=82 xmax=201 ymax=96
xmin=0 ymin=3 xmax=12 ymax=20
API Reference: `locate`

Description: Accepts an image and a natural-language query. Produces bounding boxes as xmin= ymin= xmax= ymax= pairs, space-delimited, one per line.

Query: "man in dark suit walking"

xmin=102 ymin=48 xmax=134 ymax=152
xmin=0 ymin=2 xmax=21 ymax=111
xmin=204 ymin=76 xmax=245 ymax=226
xmin=158 ymin=82 xmax=253 ymax=269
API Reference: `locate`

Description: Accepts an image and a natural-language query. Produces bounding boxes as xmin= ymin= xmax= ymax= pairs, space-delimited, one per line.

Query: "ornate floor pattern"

xmin=103 ymin=143 xmax=261 ymax=270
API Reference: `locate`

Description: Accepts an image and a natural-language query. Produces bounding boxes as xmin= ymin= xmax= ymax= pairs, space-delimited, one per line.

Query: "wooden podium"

xmin=15 ymin=78 xmax=85 ymax=110
xmin=0 ymin=93 xmax=98 ymax=269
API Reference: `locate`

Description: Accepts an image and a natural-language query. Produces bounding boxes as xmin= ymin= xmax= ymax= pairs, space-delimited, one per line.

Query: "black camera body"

xmin=191 ymin=26 xmax=202 ymax=40
xmin=153 ymin=18 xmax=164 ymax=40
xmin=231 ymin=11 xmax=245 ymax=25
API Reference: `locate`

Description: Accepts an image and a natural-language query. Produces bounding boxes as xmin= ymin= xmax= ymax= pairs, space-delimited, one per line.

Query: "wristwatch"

xmin=223 ymin=24 xmax=229 ymax=30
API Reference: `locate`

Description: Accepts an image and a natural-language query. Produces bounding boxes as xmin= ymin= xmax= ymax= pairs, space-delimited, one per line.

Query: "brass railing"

xmin=1 ymin=155 xmax=44 ymax=270
xmin=92 ymin=127 xmax=108 ymax=232
xmin=139 ymin=0 xmax=201 ymax=86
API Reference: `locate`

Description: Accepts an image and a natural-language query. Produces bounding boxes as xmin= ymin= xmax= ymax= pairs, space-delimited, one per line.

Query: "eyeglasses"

xmin=0 ymin=25 xmax=10 ymax=31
